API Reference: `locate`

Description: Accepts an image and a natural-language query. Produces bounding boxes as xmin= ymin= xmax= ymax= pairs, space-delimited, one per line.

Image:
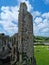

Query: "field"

xmin=34 ymin=45 xmax=49 ymax=65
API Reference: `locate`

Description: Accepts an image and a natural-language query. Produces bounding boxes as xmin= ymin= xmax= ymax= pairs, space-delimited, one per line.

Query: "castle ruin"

xmin=0 ymin=2 xmax=36 ymax=65
xmin=18 ymin=2 xmax=36 ymax=65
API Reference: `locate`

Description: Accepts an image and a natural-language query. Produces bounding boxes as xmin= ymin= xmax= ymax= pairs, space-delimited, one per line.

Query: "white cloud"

xmin=0 ymin=20 xmax=18 ymax=36
xmin=43 ymin=0 xmax=49 ymax=4
xmin=33 ymin=11 xmax=49 ymax=36
xmin=34 ymin=17 xmax=42 ymax=24
xmin=32 ymin=11 xmax=41 ymax=19
xmin=1 ymin=6 xmax=19 ymax=21
xmin=42 ymin=12 xmax=49 ymax=19
xmin=42 ymin=28 xmax=49 ymax=32
xmin=0 ymin=6 xmax=19 ymax=36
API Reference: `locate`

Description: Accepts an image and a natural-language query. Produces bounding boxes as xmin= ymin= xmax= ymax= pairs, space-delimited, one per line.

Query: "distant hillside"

xmin=34 ymin=36 xmax=49 ymax=43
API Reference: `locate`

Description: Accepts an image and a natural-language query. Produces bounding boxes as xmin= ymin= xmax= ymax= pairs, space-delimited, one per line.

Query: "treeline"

xmin=34 ymin=36 xmax=49 ymax=43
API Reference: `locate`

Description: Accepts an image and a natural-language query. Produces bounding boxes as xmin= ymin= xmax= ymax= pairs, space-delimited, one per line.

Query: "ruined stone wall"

xmin=24 ymin=12 xmax=34 ymax=58
xmin=18 ymin=2 xmax=34 ymax=62
xmin=11 ymin=33 xmax=19 ymax=64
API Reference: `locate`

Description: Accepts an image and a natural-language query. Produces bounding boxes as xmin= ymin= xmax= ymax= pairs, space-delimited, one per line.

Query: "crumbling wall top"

xmin=19 ymin=2 xmax=27 ymax=12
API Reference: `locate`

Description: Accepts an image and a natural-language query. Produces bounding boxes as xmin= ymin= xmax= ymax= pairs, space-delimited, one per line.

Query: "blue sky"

xmin=0 ymin=0 xmax=49 ymax=37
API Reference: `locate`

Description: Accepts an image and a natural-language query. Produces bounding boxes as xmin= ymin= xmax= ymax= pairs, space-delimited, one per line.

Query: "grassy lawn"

xmin=34 ymin=45 xmax=49 ymax=65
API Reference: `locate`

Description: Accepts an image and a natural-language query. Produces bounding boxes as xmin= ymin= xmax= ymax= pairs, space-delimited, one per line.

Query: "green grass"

xmin=34 ymin=45 xmax=49 ymax=65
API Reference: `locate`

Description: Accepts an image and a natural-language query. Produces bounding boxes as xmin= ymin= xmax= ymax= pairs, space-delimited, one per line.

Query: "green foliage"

xmin=34 ymin=36 xmax=49 ymax=43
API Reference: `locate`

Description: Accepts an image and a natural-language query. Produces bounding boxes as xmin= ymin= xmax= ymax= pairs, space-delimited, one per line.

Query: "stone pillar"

xmin=18 ymin=3 xmax=27 ymax=63
xmin=11 ymin=36 xmax=19 ymax=65
xmin=11 ymin=37 xmax=16 ymax=61
xmin=18 ymin=2 xmax=36 ymax=65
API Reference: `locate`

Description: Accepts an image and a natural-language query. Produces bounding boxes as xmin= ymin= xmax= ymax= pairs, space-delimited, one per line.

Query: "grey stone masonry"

xmin=18 ymin=2 xmax=36 ymax=65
